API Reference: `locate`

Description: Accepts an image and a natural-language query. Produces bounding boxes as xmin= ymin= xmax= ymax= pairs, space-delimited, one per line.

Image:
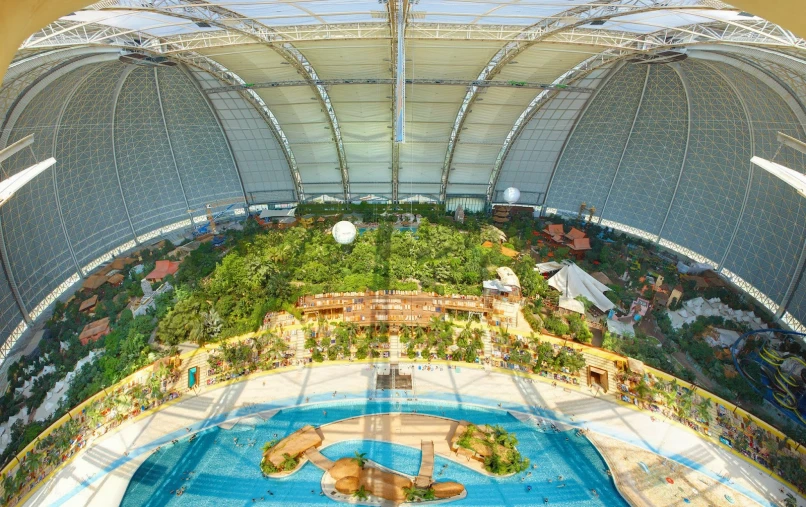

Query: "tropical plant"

xmin=280 ymin=453 xmax=298 ymax=471
xmin=353 ymin=485 xmax=369 ymax=501
xmin=635 ymin=379 xmax=651 ymax=401
xmin=352 ymin=451 xmax=367 ymax=468
xmin=784 ymin=493 xmax=797 ymax=507
xmin=696 ymin=397 xmax=713 ymax=424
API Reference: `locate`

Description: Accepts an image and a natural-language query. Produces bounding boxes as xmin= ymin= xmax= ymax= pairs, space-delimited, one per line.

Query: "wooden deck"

xmin=304 ymin=447 xmax=334 ymax=471
xmin=415 ymin=440 xmax=434 ymax=488
xmin=298 ymin=291 xmax=492 ymax=326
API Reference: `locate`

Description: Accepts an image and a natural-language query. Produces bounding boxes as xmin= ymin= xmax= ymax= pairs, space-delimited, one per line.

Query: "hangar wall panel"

xmin=55 ymin=63 xmax=133 ymax=268
xmin=192 ymin=70 xmax=296 ymax=204
xmin=0 ymin=263 xmax=25 ymax=345
xmin=602 ymin=65 xmax=688 ymax=236
xmin=114 ymin=66 xmax=188 ymax=235
xmin=660 ymin=61 xmax=752 ymax=265
xmin=495 ymin=67 xmax=611 ymax=205
xmin=710 ymin=61 xmax=806 ymax=304
xmin=784 ymin=269 xmax=806 ymax=331
xmin=0 ymin=68 xmax=87 ymax=311
xmin=547 ymin=64 xmax=648 ymax=214
xmin=156 ymin=68 xmax=244 ymax=211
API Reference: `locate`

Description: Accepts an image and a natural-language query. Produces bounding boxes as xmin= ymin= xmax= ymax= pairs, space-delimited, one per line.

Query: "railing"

xmin=3 ymin=324 xmax=805 ymax=505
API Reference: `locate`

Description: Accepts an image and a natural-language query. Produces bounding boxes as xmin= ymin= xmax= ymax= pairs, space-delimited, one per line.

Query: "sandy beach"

xmin=588 ymin=432 xmax=758 ymax=507
xmin=21 ymin=364 xmax=800 ymax=507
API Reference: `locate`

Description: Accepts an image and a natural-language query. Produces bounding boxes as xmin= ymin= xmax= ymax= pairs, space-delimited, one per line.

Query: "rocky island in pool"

xmin=257 ymin=413 xmax=539 ymax=504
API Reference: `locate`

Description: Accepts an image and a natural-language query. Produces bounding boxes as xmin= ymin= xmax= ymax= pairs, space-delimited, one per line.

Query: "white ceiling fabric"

xmin=9 ymin=0 xmax=805 ymax=201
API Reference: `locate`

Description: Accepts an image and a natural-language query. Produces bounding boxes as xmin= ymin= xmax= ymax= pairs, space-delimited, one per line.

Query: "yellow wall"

xmin=729 ymin=0 xmax=806 ymax=39
xmin=0 ymin=0 xmax=92 ymax=82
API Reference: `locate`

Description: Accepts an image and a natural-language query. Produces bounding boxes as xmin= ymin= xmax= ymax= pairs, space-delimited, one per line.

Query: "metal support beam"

xmin=180 ymin=64 xmax=250 ymax=204
xmin=22 ymin=16 xmax=805 ymax=50
xmin=778 ymin=131 xmax=806 ymax=154
xmin=111 ymin=65 xmax=138 ymax=244
xmin=518 ymin=61 xmax=625 ymax=214
xmin=394 ymin=0 xmax=407 ymax=145
xmin=153 ymin=66 xmax=191 ymax=214
xmin=597 ymin=65 xmax=651 ymax=223
xmin=0 ymin=216 xmax=30 ymax=324
xmin=0 ymin=135 xmax=34 ymax=164
xmin=52 ymin=67 xmax=100 ymax=279
xmin=389 ymin=0 xmax=409 ymax=203
xmin=203 ymin=78 xmax=595 ymax=95
xmin=703 ymin=61 xmax=756 ymax=273
xmin=657 ymin=63 xmax=692 ymax=244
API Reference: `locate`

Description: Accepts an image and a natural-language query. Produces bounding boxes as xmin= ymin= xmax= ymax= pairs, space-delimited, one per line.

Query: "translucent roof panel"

xmin=63 ymin=10 xmax=217 ymax=37
xmin=409 ymin=0 xmax=593 ymax=25
xmin=207 ymin=0 xmax=382 ymax=25
xmin=601 ymin=9 xmax=762 ymax=34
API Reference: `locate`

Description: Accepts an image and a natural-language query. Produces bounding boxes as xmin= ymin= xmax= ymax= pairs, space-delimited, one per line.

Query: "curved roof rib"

xmin=18 ymin=19 xmax=306 ymax=200
xmin=439 ymin=0 xmax=738 ymax=201
xmin=80 ymin=0 xmax=349 ymax=201
xmin=11 ymin=0 xmax=806 ymax=206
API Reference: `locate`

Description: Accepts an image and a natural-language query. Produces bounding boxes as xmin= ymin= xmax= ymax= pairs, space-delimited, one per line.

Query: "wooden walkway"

xmin=415 ymin=440 xmax=434 ymax=488
xmin=304 ymin=447 xmax=334 ymax=471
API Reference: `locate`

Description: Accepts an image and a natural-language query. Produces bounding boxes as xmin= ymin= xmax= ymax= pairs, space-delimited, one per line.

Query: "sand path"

xmin=316 ymin=413 xmax=484 ymax=476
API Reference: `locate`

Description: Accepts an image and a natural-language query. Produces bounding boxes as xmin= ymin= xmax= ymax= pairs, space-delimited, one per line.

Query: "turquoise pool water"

xmin=120 ymin=400 xmax=626 ymax=507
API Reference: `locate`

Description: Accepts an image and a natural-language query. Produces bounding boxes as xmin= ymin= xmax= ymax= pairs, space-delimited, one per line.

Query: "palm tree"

xmin=280 ymin=453 xmax=297 ymax=471
xmin=352 ymin=451 xmax=367 ymax=468
xmin=399 ymin=324 xmax=412 ymax=344
xmin=678 ymin=390 xmax=693 ymax=419
xmin=85 ymin=403 xmax=104 ymax=428
xmin=253 ymin=332 xmax=271 ymax=361
xmin=403 ymin=486 xmax=425 ymax=502
xmin=353 ymin=485 xmax=369 ymax=501
xmin=696 ymin=397 xmax=713 ymax=424
xmin=635 ymin=379 xmax=651 ymax=401
xmin=3 ymin=473 xmax=19 ymax=500
xmin=24 ymin=452 xmax=43 ymax=477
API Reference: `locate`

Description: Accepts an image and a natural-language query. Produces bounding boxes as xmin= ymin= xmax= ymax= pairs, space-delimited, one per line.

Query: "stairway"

xmin=482 ymin=329 xmax=493 ymax=363
xmin=390 ymin=333 xmax=401 ymax=360
xmin=294 ymin=329 xmax=306 ymax=364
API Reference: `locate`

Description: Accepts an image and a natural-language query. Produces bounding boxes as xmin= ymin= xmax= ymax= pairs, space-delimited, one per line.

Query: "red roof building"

xmin=81 ymin=273 xmax=107 ymax=291
xmin=79 ymin=318 xmax=111 ymax=346
xmin=542 ymin=223 xmax=565 ymax=243
xmin=565 ymin=227 xmax=586 ymax=241
xmin=78 ymin=295 xmax=98 ymax=313
xmin=145 ymin=260 xmax=180 ymax=281
xmin=569 ymin=237 xmax=591 ymax=251
xmin=107 ymin=273 xmax=125 ymax=286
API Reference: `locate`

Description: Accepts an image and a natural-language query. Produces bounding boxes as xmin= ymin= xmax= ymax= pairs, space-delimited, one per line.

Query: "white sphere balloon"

xmin=503 ymin=187 xmax=521 ymax=205
xmin=332 ymin=220 xmax=357 ymax=245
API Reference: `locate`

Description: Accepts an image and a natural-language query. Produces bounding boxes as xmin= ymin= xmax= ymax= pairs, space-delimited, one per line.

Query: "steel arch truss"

xmin=85 ymin=0 xmax=350 ymax=199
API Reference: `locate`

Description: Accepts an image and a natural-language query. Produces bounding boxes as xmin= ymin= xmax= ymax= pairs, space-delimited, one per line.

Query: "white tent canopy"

xmin=548 ymin=263 xmax=615 ymax=313
xmin=259 ymin=208 xmax=296 ymax=219
xmin=558 ymin=296 xmax=585 ymax=315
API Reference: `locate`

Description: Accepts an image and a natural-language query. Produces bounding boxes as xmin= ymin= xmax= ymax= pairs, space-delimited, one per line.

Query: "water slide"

xmin=758 ymin=347 xmax=806 ymax=424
